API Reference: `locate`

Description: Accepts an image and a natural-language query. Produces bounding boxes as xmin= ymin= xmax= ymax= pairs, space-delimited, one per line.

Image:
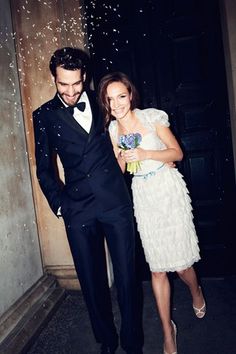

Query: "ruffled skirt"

xmin=132 ymin=166 xmax=200 ymax=272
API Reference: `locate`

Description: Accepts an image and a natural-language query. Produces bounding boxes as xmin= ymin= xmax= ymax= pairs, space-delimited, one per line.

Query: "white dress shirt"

xmin=58 ymin=91 xmax=92 ymax=133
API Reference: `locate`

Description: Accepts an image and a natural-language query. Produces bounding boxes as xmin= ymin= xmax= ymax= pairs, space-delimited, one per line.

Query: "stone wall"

xmin=0 ymin=0 xmax=43 ymax=317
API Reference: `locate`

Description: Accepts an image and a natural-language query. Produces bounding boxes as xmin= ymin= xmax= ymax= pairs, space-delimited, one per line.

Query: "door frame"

xmin=220 ymin=0 xmax=236 ymax=180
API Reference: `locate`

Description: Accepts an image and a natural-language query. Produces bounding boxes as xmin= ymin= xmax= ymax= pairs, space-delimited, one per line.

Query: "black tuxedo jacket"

xmin=33 ymin=91 xmax=131 ymax=216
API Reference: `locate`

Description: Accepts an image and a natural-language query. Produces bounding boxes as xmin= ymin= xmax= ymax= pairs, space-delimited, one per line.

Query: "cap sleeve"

xmin=146 ymin=108 xmax=170 ymax=127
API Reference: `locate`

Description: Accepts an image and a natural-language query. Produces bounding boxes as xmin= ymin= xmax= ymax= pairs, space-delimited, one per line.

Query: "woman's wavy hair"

xmin=98 ymin=72 xmax=139 ymax=127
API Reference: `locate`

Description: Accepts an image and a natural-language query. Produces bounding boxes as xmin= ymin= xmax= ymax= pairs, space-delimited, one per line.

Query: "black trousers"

xmin=63 ymin=200 xmax=143 ymax=352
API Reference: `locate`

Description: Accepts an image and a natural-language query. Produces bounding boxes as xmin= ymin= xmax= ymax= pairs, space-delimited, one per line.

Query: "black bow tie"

xmin=67 ymin=101 xmax=86 ymax=114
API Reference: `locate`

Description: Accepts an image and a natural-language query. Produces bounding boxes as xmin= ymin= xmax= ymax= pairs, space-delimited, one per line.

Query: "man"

xmin=33 ymin=47 xmax=143 ymax=354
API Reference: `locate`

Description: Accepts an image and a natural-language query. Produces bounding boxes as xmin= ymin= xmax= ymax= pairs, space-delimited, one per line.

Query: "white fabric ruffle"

xmin=108 ymin=108 xmax=200 ymax=272
xmin=132 ymin=166 xmax=200 ymax=272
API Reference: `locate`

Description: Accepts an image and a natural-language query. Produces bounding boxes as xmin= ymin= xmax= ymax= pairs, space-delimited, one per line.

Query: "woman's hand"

xmin=166 ymin=161 xmax=176 ymax=168
xmin=122 ymin=148 xmax=147 ymax=162
xmin=121 ymin=149 xmax=176 ymax=167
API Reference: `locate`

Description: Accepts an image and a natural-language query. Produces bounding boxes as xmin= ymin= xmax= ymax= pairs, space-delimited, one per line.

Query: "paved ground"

xmin=27 ymin=276 xmax=236 ymax=354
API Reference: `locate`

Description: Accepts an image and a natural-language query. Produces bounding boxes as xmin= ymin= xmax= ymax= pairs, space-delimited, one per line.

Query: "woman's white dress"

xmin=109 ymin=108 xmax=200 ymax=272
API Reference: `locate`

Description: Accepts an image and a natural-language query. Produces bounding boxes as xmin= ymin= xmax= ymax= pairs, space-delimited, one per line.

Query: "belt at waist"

xmin=134 ymin=163 xmax=165 ymax=179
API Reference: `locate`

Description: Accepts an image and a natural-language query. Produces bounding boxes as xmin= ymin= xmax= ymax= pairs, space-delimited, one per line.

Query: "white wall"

xmin=0 ymin=0 xmax=43 ymax=317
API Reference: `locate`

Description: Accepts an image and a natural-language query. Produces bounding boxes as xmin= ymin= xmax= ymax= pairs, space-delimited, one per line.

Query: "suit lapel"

xmin=57 ymin=108 xmax=89 ymax=136
xmin=50 ymin=92 xmax=102 ymax=139
xmin=52 ymin=94 xmax=89 ymax=137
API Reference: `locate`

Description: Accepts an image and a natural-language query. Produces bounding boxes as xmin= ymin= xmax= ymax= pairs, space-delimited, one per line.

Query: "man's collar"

xmin=57 ymin=91 xmax=88 ymax=108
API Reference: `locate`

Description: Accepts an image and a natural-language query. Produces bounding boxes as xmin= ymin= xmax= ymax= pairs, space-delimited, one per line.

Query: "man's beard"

xmin=57 ymin=91 xmax=83 ymax=106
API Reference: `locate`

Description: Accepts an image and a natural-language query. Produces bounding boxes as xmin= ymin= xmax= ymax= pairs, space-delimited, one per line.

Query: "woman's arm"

xmin=146 ymin=124 xmax=183 ymax=161
xmin=124 ymin=124 xmax=183 ymax=163
xmin=109 ymin=134 xmax=126 ymax=173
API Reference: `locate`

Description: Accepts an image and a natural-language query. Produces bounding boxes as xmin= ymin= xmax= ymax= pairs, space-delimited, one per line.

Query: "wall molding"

xmin=45 ymin=265 xmax=81 ymax=290
xmin=0 ymin=275 xmax=65 ymax=354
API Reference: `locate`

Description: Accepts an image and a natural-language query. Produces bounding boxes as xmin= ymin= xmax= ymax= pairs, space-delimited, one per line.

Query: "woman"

xmin=98 ymin=72 xmax=206 ymax=354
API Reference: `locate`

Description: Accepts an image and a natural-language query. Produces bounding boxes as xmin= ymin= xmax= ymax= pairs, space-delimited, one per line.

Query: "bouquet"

xmin=118 ymin=133 xmax=142 ymax=174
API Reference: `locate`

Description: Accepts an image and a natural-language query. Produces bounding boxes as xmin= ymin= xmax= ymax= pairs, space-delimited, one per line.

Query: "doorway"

xmin=85 ymin=0 xmax=236 ymax=277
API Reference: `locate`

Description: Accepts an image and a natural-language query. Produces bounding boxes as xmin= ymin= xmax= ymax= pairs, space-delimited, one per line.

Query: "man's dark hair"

xmin=49 ymin=47 xmax=90 ymax=79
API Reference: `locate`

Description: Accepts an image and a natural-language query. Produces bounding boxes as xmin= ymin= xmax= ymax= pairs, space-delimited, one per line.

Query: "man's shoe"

xmin=100 ymin=344 xmax=116 ymax=354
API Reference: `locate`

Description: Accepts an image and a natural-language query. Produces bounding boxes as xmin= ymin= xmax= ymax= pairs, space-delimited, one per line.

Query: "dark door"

xmin=85 ymin=0 xmax=236 ymax=277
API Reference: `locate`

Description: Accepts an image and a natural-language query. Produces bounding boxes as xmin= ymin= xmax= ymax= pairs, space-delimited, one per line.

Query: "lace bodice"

xmin=109 ymin=108 xmax=170 ymax=175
